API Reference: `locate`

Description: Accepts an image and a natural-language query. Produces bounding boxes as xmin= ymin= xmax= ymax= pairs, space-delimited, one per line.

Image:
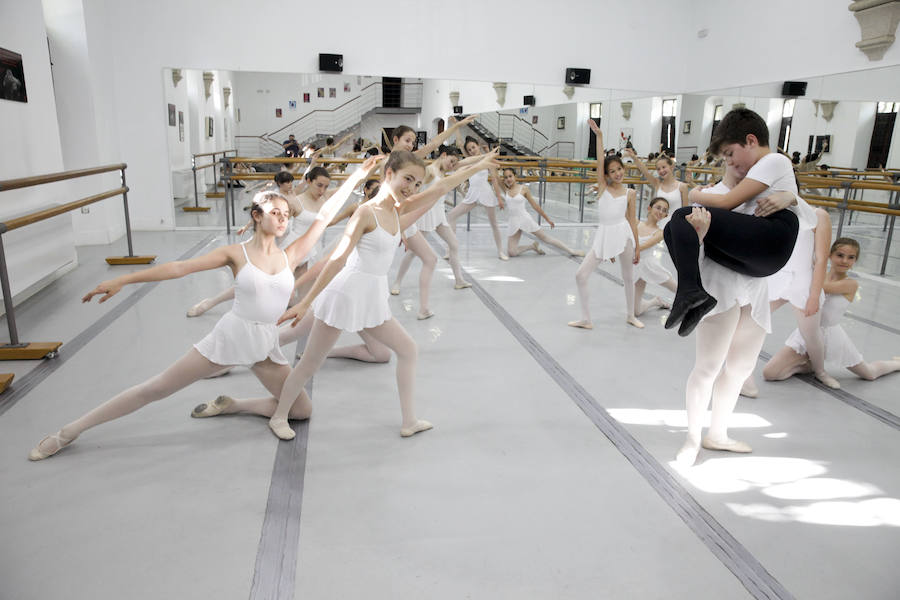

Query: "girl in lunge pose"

xmin=633 ymin=197 xmax=676 ymax=317
xmin=27 ymin=161 xmax=377 ymax=460
xmin=763 ymin=238 xmax=900 ymax=384
xmin=263 ymin=149 xmax=500 ymax=441
xmin=568 ymin=120 xmax=642 ymax=330
xmin=500 ymin=168 xmax=584 ymax=257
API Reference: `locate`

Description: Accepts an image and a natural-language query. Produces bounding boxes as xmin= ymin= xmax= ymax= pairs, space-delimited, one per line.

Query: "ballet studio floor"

xmin=1 ymin=220 xmax=899 ymax=600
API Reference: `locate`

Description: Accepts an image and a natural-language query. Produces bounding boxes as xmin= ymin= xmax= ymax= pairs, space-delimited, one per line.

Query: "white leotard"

xmin=654 ymin=184 xmax=682 ymax=227
xmin=503 ymin=188 xmax=541 ymax=238
xmin=194 ymin=241 xmax=294 ymax=365
xmin=785 ymin=293 xmax=863 ymax=367
xmin=279 ymin=209 xmax=320 ymax=264
xmin=462 ymin=169 xmax=498 ymax=207
xmin=312 ymin=207 xmax=401 ymax=332
xmin=590 ymin=189 xmax=632 ymax=260
xmin=634 ymin=231 xmax=672 ymax=284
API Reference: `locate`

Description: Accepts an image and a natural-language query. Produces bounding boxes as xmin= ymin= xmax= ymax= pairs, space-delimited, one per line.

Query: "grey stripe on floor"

xmin=0 ymin=234 xmax=217 ymax=417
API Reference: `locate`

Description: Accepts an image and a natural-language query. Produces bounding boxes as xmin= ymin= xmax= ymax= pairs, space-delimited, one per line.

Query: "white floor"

xmin=1 ymin=224 xmax=898 ymax=599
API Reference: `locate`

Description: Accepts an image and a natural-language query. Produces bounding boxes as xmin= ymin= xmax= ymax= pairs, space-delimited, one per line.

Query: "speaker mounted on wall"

xmin=319 ymin=53 xmax=343 ymax=73
xmin=453 ymin=105 xmax=463 ymax=115
xmin=781 ymin=81 xmax=807 ymax=97
xmin=565 ymin=68 xmax=591 ymax=85
xmin=523 ymin=95 xmax=536 ymax=106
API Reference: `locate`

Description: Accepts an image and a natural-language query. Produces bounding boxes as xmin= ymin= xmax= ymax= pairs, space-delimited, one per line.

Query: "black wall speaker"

xmin=319 ymin=53 xmax=343 ymax=73
xmin=453 ymin=105 xmax=463 ymax=114
xmin=565 ymin=68 xmax=591 ymax=85
xmin=523 ymin=95 xmax=536 ymax=106
xmin=781 ymin=81 xmax=807 ymax=97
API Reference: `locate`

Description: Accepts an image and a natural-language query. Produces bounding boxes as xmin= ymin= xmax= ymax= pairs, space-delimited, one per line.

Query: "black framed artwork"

xmin=168 ymin=103 xmax=176 ymax=126
xmin=0 ymin=47 xmax=27 ymax=103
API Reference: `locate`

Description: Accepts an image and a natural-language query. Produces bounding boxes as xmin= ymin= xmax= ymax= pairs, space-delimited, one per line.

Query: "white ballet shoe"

xmin=626 ymin=316 xmax=645 ymax=329
xmin=650 ymin=296 xmax=671 ymax=310
xmin=498 ymin=253 xmax=509 ymax=261
xmin=701 ymin=437 xmax=752 ymax=453
xmin=740 ymin=379 xmax=759 ymax=398
xmin=191 ymin=395 xmax=234 ymax=418
xmin=532 ymin=242 xmax=545 ymax=255
xmin=567 ymin=320 xmax=593 ymax=330
xmin=400 ymin=420 xmax=433 ymax=437
xmin=28 ymin=430 xmax=76 ymax=461
xmin=814 ymin=371 xmax=841 ymax=389
xmin=675 ymin=438 xmax=701 ymax=467
xmin=454 ymin=281 xmax=472 ymax=290
xmin=186 ymin=299 xmax=214 ymax=317
xmin=389 ymin=286 xmax=400 ymax=296
xmin=268 ymin=418 xmax=296 ymax=440
xmin=416 ymin=310 xmax=435 ymax=320
xmin=571 ymin=250 xmax=586 ymax=257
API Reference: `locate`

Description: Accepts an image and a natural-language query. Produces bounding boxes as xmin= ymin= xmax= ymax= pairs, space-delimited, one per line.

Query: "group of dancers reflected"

xmin=28 ymin=108 xmax=899 ymax=467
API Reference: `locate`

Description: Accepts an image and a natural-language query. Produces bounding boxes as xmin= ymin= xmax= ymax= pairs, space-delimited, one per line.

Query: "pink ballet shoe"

xmin=191 ymin=395 xmax=235 ymax=418
xmin=268 ymin=418 xmax=296 ymax=440
xmin=28 ymin=431 xmax=76 ymax=461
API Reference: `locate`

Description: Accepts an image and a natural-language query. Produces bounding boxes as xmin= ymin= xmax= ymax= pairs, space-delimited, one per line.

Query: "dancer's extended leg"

xmin=392 ymin=250 xmax=417 ymax=295
xmin=484 ymin=207 xmax=508 ymax=259
xmin=363 ymin=318 xmax=431 ymax=436
xmin=569 ymin=251 xmax=600 ymax=328
xmin=447 ymin=202 xmax=475 ymax=231
xmin=193 ymin=359 xmax=311 ymax=419
xmin=534 ymin=230 xmax=583 ymax=256
xmin=793 ymin=306 xmax=839 ymax=388
xmin=619 ymin=241 xmax=643 ymax=329
xmin=328 ymin=330 xmax=392 ymax=363
xmin=434 ymin=224 xmax=468 ymax=287
xmin=849 ymin=358 xmax=900 ymax=380
xmin=762 ymin=346 xmax=812 ymax=381
xmin=403 ymin=232 xmax=437 ymax=319
xmin=507 ymin=231 xmax=539 ymax=257
xmin=187 ymin=286 xmax=235 ymax=317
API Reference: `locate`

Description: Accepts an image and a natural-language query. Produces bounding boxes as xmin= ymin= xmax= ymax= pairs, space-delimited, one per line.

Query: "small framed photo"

xmin=683 ymin=120 xmax=692 ymax=134
xmin=416 ymin=131 xmax=427 ymax=146
xmin=317 ymin=87 xmax=324 ymax=98
xmin=275 ymin=108 xmax=282 ymax=118
xmin=0 ymin=47 xmax=27 ymax=102
xmin=288 ymin=100 xmax=296 ymax=109
xmin=343 ymin=82 xmax=350 ymax=93
xmin=178 ymin=111 xmax=184 ymax=141
xmin=303 ymin=93 xmax=310 ymax=103
xmin=532 ymin=115 xmax=538 ymax=125
xmin=557 ymin=116 xmax=565 ymax=130
xmin=329 ymin=87 xmax=336 ymax=98
xmin=206 ymin=116 xmax=214 ymax=138
xmin=168 ymin=104 xmax=176 ymax=126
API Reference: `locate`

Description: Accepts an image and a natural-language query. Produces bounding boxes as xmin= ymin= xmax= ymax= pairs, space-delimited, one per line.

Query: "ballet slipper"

xmin=533 ymin=242 xmax=545 ymax=255
xmin=664 ymin=289 xmax=711 ymax=330
xmin=400 ymin=420 xmax=433 ymax=437
xmin=814 ymin=371 xmax=841 ymax=389
xmin=567 ymin=320 xmax=593 ymax=330
xmin=571 ymin=250 xmax=586 ymax=257
xmin=443 ymin=253 xmax=450 ymax=261
xmin=268 ymin=417 xmax=296 ymax=440
xmin=186 ymin=299 xmax=215 ymax=318
xmin=498 ymin=253 xmax=509 ymax=261
xmin=701 ymin=436 xmax=752 ymax=453
xmin=389 ymin=286 xmax=400 ymax=296
xmin=675 ymin=438 xmax=701 ymax=467
xmin=739 ymin=379 xmax=759 ymax=398
xmin=677 ymin=294 xmax=718 ymax=337
xmin=626 ymin=315 xmax=645 ymax=329
xmin=191 ymin=395 xmax=235 ymax=418
xmin=653 ymin=297 xmax=672 ymax=310
xmin=28 ymin=431 xmax=76 ymax=461
xmin=454 ymin=281 xmax=472 ymax=290
xmin=416 ymin=310 xmax=435 ymax=320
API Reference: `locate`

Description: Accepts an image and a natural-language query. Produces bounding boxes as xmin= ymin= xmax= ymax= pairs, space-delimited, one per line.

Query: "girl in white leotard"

xmin=264 ymin=149 xmax=500 ymax=441
xmin=446 ymin=137 xmax=509 ymax=260
xmin=26 ymin=166 xmax=374 ymax=460
xmin=763 ymin=238 xmax=900 ymax=383
xmin=569 ymin=121 xmax=643 ymax=330
xmin=633 ymin=197 xmax=677 ymax=316
xmin=499 ymin=168 xmax=584 ymax=257
xmin=626 ymin=148 xmax=688 ymax=226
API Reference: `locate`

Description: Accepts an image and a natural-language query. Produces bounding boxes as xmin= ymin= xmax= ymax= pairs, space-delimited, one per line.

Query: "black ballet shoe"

xmin=664 ymin=290 xmax=710 ymax=330
xmin=677 ymin=295 xmax=718 ymax=337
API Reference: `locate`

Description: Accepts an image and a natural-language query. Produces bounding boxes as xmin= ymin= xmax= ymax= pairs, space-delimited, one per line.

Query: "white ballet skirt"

xmin=312 ymin=210 xmax=400 ymax=332
xmin=767 ymin=227 xmax=825 ymax=309
xmin=634 ymin=233 xmax=672 ymax=284
xmin=504 ymin=189 xmax=541 ymax=238
xmin=590 ymin=190 xmax=632 ymax=260
xmin=194 ymin=242 xmax=294 ymax=365
xmin=462 ymin=170 xmax=498 ymax=207
xmin=278 ymin=210 xmax=319 ymax=265
xmin=417 ymin=193 xmax=450 ymax=232
xmin=786 ymin=293 xmax=863 ymax=367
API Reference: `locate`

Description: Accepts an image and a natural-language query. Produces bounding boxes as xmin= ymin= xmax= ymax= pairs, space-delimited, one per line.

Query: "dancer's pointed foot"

xmin=567 ymin=320 xmax=593 ymax=330
xmin=664 ymin=289 xmax=711 ymax=330
xmin=675 ymin=438 xmax=701 ymax=467
xmin=740 ymin=378 xmax=759 ymax=398
xmin=701 ymin=436 xmax=752 ymax=453
xmin=498 ymin=253 xmax=509 ymax=261
xmin=454 ymin=281 xmax=472 ymax=290
xmin=532 ymin=241 xmax=545 ymax=255
xmin=389 ymin=285 xmax=400 ymax=296
xmin=191 ymin=395 xmax=235 ymax=418
xmin=400 ymin=420 xmax=433 ymax=437
xmin=268 ymin=417 xmax=295 ymax=440
xmin=443 ymin=252 xmax=450 ymax=261
xmin=28 ymin=430 xmax=76 ymax=461
xmin=653 ymin=296 xmax=672 ymax=310
xmin=186 ymin=298 xmax=215 ymax=317
xmin=416 ymin=310 xmax=434 ymax=320
xmin=571 ymin=249 xmax=586 ymax=257
xmin=814 ymin=371 xmax=841 ymax=389
xmin=626 ymin=315 xmax=645 ymax=329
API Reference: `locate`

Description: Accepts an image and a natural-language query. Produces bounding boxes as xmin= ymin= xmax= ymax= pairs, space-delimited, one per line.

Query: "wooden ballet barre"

xmin=186 ymin=150 xmax=236 ymax=212
xmin=0 ymin=163 xmax=154 ymax=365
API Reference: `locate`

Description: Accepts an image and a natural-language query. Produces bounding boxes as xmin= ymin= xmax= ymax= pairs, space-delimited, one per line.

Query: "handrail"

xmin=498 ymin=113 xmax=549 ymax=142
xmin=1 ymin=188 xmax=127 ymax=233
xmin=265 ymin=81 xmax=379 ymax=138
xmin=0 ymin=163 xmax=126 ymax=191
xmin=192 ymin=149 xmax=236 ymax=159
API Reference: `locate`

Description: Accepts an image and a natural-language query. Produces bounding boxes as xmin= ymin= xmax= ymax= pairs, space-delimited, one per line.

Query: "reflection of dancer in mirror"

xmin=569 ymin=120 xmax=642 ymax=330
xmin=27 ymin=163 xmax=376 ymax=461
xmin=763 ymin=238 xmax=900 ymax=383
xmin=392 ymin=146 xmax=479 ymax=304
xmin=633 ymin=197 xmax=676 ymax=316
xmin=626 ymin=147 xmax=689 ymax=224
xmin=446 ymin=137 xmax=509 ymax=260
xmin=264 ymin=150 xmax=500 ymax=441
xmin=499 ymin=168 xmax=584 ymax=257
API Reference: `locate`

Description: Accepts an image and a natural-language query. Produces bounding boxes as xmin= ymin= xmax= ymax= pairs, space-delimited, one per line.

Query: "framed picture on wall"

xmin=532 ymin=115 xmax=538 ymax=125
xmin=317 ymin=87 xmax=324 ymax=98
xmin=329 ymin=87 xmax=336 ymax=98
xmin=275 ymin=108 xmax=282 ymax=118
xmin=0 ymin=47 xmax=27 ymax=103
xmin=167 ymin=103 xmax=176 ymax=126
xmin=303 ymin=93 xmax=310 ymax=103
xmin=683 ymin=120 xmax=692 ymax=134
xmin=815 ymin=135 xmax=831 ymax=154
xmin=557 ymin=116 xmax=565 ymax=130
xmin=416 ymin=131 xmax=427 ymax=147
xmin=288 ymin=100 xmax=296 ymax=109
xmin=344 ymin=82 xmax=350 ymax=93
xmin=206 ymin=116 xmax=214 ymax=138
xmin=178 ymin=111 xmax=184 ymax=141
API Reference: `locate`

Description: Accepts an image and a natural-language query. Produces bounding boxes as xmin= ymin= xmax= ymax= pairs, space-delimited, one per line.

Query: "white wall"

xmin=1 ymin=0 xmax=77 ymax=312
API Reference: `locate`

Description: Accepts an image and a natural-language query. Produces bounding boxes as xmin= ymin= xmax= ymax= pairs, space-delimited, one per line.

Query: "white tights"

xmin=683 ymin=304 xmax=765 ymax=451
xmin=391 ymin=232 xmax=437 ymax=314
xmin=271 ymin=317 xmax=422 ymax=429
xmin=634 ymin=277 xmax=676 ymax=316
xmin=447 ymin=202 xmax=505 ymax=257
xmin=508 ymin=230 xmax=579 ymax=257
xmin=764 ymin=346 xmax=900 ymax=382
xmin=394 ymin=224 xmax=466 ymax=286
xmin=573 ymin=241 xmax=636 ymax=323
xmin=276 ymin=313 xmax=390 ymax=363
xmin=771 ymin=299 xmax=828 ymax=377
